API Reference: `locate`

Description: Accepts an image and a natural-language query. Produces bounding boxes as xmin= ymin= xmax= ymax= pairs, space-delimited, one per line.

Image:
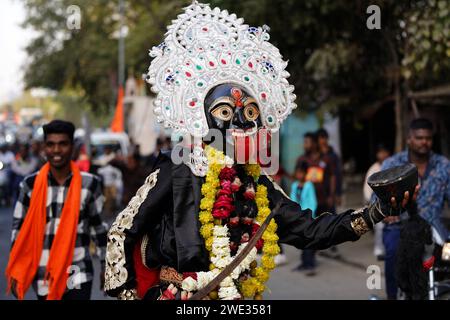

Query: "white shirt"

xmin=0 ymin=151 xmax=15 ymax=166
xmin=363 ymin=161 xmax=381 ymax=203
xmin=98 ymin=164 xmax=122 ymax=188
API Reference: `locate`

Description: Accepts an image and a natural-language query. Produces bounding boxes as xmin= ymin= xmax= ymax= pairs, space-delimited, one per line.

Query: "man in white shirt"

xmin=97 ymin=164 xmax=123 ymax=224
xmin=364 ymin=144 xmax=391 ymax=260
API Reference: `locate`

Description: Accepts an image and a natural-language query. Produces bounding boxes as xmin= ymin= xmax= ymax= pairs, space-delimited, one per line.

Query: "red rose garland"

xmin=213 ymin=166 xmax=264 ymax=252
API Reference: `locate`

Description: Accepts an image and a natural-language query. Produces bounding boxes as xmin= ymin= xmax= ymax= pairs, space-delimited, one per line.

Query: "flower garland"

xmin=239 ymin=182 xmax=280 ymax=299
xmin=187 ymin=145 xmax=279 ymax=300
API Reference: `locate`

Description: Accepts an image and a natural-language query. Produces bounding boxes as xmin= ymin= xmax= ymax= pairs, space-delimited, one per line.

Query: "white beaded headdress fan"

xmin=144 ymin=1 xmax=297 ymax=175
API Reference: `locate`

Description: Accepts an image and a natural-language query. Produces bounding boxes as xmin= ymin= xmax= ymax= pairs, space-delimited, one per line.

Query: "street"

xmin=0 ymin=205 xmax=386 ymax=300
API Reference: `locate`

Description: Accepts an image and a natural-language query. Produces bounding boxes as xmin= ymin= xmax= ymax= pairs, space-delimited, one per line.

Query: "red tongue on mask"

xmin=234 ymin=135 xmax=254 ymax=164
xmin=234 ymin=130 xmax=271 ymax=165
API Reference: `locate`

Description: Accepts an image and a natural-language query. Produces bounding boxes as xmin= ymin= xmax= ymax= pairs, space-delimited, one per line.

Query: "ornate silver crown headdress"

xmin=145 ymin=1 xmax=297 ymax=139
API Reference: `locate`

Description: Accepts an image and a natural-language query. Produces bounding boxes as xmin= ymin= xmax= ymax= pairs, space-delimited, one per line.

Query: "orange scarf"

xmin=6 ymin=161 xmax=82 ymax=300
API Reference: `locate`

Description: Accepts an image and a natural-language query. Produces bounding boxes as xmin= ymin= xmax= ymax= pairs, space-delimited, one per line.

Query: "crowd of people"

xmin=2 ymin=117 xmax=449 ymax=300
xmin=366 ymin=118 xmax=450 ymax=300
xmin=0 ymin=128 xmax=172 ymax=225
xmin=271 ymin=128 xmax=343 ymax=276
xmin=0 ymin=140 xmax=45 ymax=206
xmin=278 ymin=118 xmax=450 ymax=300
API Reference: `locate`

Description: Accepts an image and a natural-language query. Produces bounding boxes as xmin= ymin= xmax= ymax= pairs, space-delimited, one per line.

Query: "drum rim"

xmin=367 ymin=163 xmax=417 ymax=187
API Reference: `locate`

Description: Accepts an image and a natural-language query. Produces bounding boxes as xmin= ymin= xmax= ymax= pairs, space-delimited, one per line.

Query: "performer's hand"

xmin=383 ymin=216 xmax=400 ymax=224
xmin=159 ymin=284 xmax=178 ymax=300
xmin=181 ymin=291 xmax=193 ymax=300
xmin=389 ymin=185 xmax=420 ymax=212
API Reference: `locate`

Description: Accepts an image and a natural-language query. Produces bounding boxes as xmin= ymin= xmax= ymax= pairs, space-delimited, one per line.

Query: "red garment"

xmin=76 ymin=159 xmax=90 ymax=172
xmin=132 ymin=239 xmax=160 ymax=299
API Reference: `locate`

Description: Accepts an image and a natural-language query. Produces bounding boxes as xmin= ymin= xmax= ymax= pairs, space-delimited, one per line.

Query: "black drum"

xmin=367 ymin=163 xmax=418 ymax=204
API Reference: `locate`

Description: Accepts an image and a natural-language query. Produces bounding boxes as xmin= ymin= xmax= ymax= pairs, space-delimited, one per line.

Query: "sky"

xmin=0 ymin=0 xmax=35 ymax=105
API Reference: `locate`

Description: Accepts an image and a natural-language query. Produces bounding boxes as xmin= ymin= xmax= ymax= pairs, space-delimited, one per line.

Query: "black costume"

xmin=105 ymin=153 xmax=372 ymax=299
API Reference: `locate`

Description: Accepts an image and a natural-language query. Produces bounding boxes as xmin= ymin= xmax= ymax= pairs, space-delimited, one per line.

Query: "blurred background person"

xmin=97 ymin=162 xmax=122 ymax=225
xmin=295 ymin=132 xmax=334 ymax=275
xmin=30 ymin=139 xmax=46 ymax=169
xmin=95 ymin=145 xmax=116 ymax=167
xmin=375 ymin=118 xmax=450 ymax=300
xmin=272 ymin=166 xmax=289 ymax=266
xmin=364 ymin=144 xmax=391 ymax=261
xmin=317 ymin=128 xmax=341 ymax=258
xmin=74 ymin=143 xmax=91 ymax=173
xmin=108 ymin=151 xmax=151 ymax=210
xmin=291 ymin=161 xmax=318 ymax=274
xmin=143 ymin=136 xmax=172 ymax=170
xmin=317 ymin=128 xmax=341 ymax=209
xmin=10 ymin=143 xmax=39 ymax=205
xmin=0 ymin=143 xmax=15 ymax=206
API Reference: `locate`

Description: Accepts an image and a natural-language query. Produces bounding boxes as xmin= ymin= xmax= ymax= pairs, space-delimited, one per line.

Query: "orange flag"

xmin=110 ymin=86 xmax=124 ymax=132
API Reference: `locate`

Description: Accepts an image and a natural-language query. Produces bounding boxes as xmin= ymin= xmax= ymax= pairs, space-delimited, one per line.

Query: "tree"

xmin=21 ymin=0 xmax=187 ymax=114
xmin=21 ymin=0 xmax=449 ymax=149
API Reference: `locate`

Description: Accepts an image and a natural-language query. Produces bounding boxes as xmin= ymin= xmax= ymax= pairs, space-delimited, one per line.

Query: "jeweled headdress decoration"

xmin=145 ymin=1 xmax=297 ymax=139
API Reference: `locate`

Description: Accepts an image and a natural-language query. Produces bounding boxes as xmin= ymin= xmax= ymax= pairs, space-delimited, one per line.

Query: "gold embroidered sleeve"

xmin=350 ymin=207 xmax=371 ymax=237
xmin=104 ymin=169 xmax=160 ymax=293
xmin=118 ymin=289 xmax=139 ymax=300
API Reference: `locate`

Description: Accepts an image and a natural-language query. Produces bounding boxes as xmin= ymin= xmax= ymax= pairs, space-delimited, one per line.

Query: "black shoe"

xmin=376 ymin=254 xmax=385 ymax=261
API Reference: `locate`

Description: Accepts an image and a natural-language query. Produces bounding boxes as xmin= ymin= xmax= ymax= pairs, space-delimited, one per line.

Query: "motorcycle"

xmin=428 ymin=241 xmax=450 ymax=300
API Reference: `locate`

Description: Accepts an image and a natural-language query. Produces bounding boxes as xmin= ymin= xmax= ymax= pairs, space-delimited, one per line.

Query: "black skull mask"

xmin=203 ymin=83 xmax=263 ymax=150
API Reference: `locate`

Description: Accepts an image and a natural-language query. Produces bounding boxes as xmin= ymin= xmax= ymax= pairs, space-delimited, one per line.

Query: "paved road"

xmin=0 ymin=205 xmax=386 ymax=300
xmin=265 ymin=239 xmax=386 ymax=300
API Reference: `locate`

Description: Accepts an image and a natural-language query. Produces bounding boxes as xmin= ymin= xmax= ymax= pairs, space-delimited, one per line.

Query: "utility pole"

xmin=118 ymin=0 xmax=125 ymax=88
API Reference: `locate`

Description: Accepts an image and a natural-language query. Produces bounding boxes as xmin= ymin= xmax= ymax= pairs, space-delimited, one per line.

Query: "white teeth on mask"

xmin=230 ymin=127 xmax=258 ymax=138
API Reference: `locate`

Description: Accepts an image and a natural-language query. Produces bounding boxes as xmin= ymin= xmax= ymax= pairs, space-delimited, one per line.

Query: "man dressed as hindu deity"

xmin=104 ymin=1 xmax=415 ymax=300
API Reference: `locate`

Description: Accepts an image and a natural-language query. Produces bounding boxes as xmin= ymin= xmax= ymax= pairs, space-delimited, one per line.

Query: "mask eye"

xmin=244 ymin=104 xmax=260 ymax=121
xmin=211 ymin=105 xmax=233 ymax=121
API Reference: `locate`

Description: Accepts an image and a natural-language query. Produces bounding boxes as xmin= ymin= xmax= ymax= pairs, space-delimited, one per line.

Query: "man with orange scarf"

xmin=6 ymin=120 xmax=108 ymax=300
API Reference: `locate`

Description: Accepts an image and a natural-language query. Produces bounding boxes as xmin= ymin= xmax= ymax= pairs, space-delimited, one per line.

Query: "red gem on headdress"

xmin=248 ymin=62 xmax=253 ymax=68
xmin=231 ymin=88 xmax=243 ymax=108
xmin=209 ymin=61 xmax=215 ymax=67
xmin=221 ymin=59 xmax=227 ymax=65
xmin=189 ymin=101 xmax=196 ymax=107
xmin=231 ymin=88 xmax=242 ymax=99
xmin=202 ymin=27 xmax=208 ymax=32
xmin=185 ymin=72 xmax=192 ymax=78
